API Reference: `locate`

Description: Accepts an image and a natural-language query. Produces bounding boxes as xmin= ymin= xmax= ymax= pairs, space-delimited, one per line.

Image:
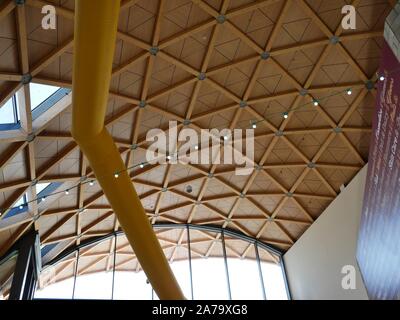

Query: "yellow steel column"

xmin=71 ymin=0 xmax=184 ymax=300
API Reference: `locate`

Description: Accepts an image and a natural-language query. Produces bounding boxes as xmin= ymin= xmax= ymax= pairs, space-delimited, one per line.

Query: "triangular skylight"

xmin=29 ymin=83 xmax=60 ymax=111
xmin=1 ymin=84 xmax=66 ymax=129
xmin=36 ymin=182 xmax=50 ymax=195
xmin=0 ymin=95 xmax=18 ymax=125
xmin=14 ymin=195 xmax=26 ymax=208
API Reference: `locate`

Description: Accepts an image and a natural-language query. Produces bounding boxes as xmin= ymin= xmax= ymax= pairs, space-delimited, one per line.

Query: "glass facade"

xmin=34 ymin=226 xmax=290 ymax=300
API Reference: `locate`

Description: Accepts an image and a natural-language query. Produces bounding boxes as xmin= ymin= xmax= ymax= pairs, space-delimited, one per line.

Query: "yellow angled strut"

xmin=71 ymin=0 xmax=184 ymax=300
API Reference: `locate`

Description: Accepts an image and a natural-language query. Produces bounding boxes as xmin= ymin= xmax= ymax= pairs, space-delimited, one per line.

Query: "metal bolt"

xmin=26 ymin=133 xmax=36 ymax=142
xmin=260 ymin=51 xmax=270 ymax=60
xmin=333 ymin=127 xmax=342 ymax=133
xmin=365 ymin=80 xmax=375 ymax=91
xmin=307 ymin=162 xmax=316 ymax=169
xmin=139 ymin=100 xmax=146 ymax=108
xmin=216 ymin=15 xmax=226 ymax=24
xmin=330 ymin=36 xmax=340 ymax=44
xmin=299 ymin=88 xmax=308 ymax=96
xmin=198 ymin=72 xmax=206 ymax=81
xmin=21 ymin=73 xmax=32 ymax=84
xmin=239 ymin=100 xmax=247 ymax=108
xmin=149 ymin=47 xmax=159 ymax=56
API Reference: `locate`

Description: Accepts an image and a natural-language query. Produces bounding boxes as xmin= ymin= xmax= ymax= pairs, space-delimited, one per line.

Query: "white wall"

xmin=283 ymin=166 xmax=369 ymax=300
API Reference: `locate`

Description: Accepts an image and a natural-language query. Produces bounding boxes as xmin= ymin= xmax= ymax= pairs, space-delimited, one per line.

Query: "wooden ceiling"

xmin=0 ymin=0 xmax=394 ymax=289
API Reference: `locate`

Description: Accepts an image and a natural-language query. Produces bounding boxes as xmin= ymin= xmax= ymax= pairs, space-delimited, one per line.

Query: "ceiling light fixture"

xmin=283 ymin=112 xmax=289 ymax=119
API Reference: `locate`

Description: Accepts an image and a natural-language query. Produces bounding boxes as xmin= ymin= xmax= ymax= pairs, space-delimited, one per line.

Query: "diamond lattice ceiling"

xmin=0 ymin=0 xmax=394 ymax=290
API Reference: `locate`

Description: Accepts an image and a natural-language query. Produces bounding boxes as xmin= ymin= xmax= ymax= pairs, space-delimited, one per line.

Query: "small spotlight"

xmin=379 ymin=76 xmax=385 ymax=81
xmin=346 ymin=89 xmax=352 ymax=95
xmin=19 ymin=205 xmax=24 ymax=210
xmin=251 ymin=121 xmax=257 ymax=129
xmin=283 ymin=112 xmax=289 ymax=119
xmin=313 ymin=100 xmax=319 ymax=106
xmin=41 ymin=197 xmax=46 ymax=202
xmin=186 ymin=185 xmax=193 ymax=193
xmin=223 ymin=135 xmax=229 ymax=141
xmin=166 ymin=155 xmax=171 ymax=160
xmin=65 ymin=190 xmax=69 ymax=195
xmin=114 ymin=173 xmax=119 ymax=178
xmin=194 ymin=145 xmax=199 ymax=150
xmin=140 ymin=163 xmax=144 ymax=168
xmin=89 ymin=181 xmax=94 ymax=186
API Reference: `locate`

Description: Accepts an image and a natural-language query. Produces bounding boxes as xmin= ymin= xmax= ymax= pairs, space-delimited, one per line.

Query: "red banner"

xmin=357 ymin=41 xmax=400 ymax=300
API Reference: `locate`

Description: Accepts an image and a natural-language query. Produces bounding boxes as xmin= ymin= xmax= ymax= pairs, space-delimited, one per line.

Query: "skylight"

xmin=1 ymin=183 xmax=57 ymax=219
xmin=0 ymin=96 xmax=18 ymax=125
xmin=29 ymin=83 xmax=60 ymax=111
xmin=14 ymin=194 xmax=27 ymax=208
xmin=1 ymin=83 xmax=65 ymax=130
xmin=36 ymin=183 xmax=50 ymax=195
